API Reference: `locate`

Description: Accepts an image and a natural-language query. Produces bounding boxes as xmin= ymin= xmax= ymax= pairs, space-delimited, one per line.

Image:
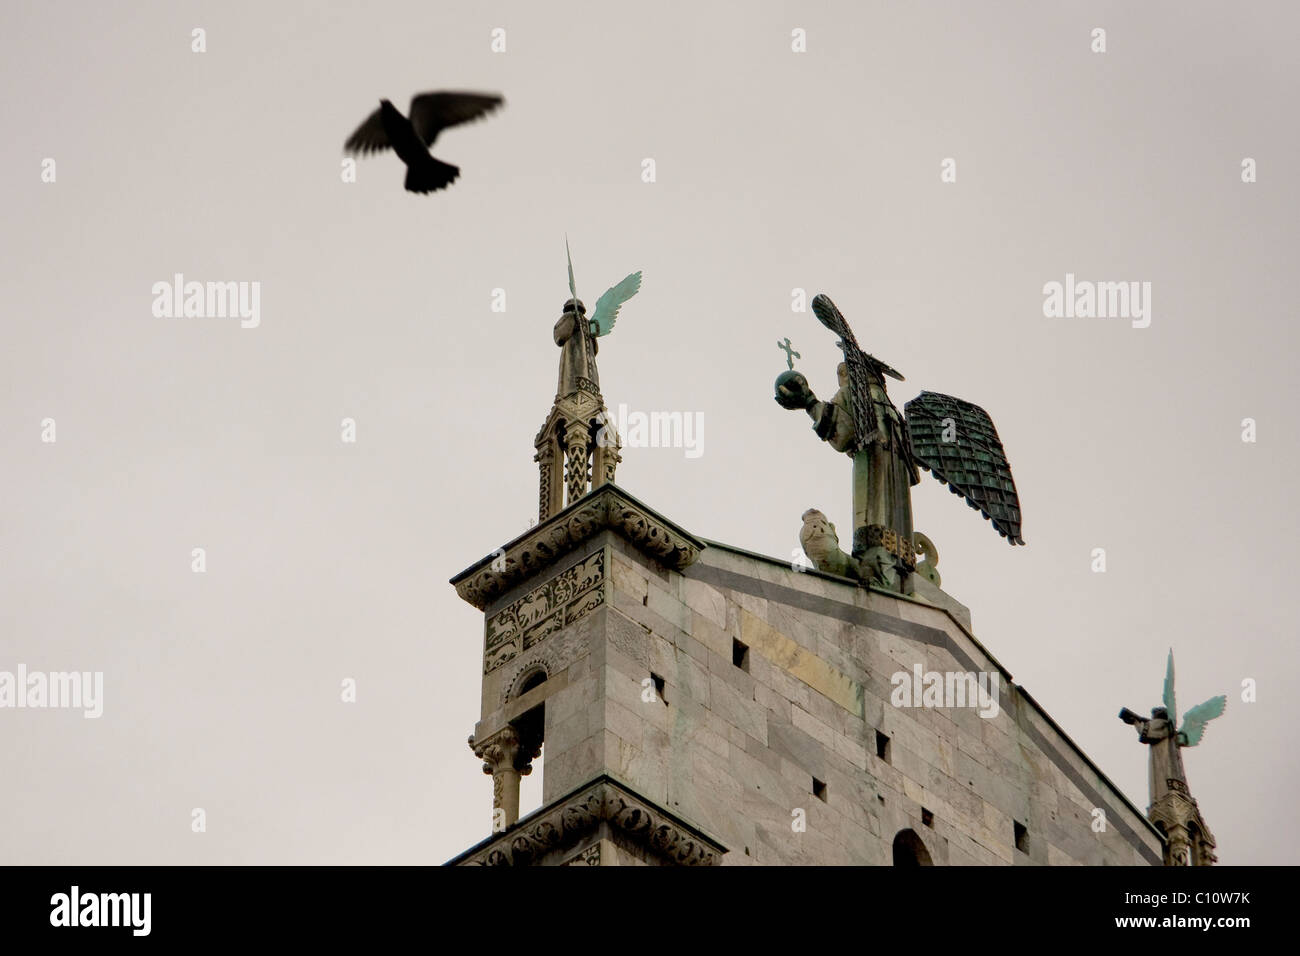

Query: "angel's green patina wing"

xmin=589 ymin=271 xmax=642 ymax=337
xmin=1179 ymin=695 xmax=1226 ymax=747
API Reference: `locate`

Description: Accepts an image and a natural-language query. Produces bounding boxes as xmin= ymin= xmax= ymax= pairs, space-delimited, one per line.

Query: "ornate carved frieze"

xmin=450 ymin=776 xmax=726 ymax=867
xmin=484 ymin=550 xmax=605 ymax=675
xmin=502 ymin=627 xmax=591 ymax=704
xmin=562 ymin=845 xmax=601 ymax=866
xmin=450 ymin=483 xmax=705 ymax=611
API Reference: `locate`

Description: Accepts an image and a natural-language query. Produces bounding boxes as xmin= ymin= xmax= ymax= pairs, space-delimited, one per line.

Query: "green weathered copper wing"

xmin=904 ymin=391 xmax=1025 ymax=545
xmin=1164 ymin=651 xmax=1227 ymax=747
xmin=1179 ymin=697 xmax=1227 ymax=747
xmin=589 ymin=271 xmax=642 ymax=337
xmin=564 ymin=237 xmax=641 ymax=336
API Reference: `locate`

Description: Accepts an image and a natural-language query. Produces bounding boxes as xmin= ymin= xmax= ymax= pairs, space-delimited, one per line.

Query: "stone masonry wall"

xmin=476 ymin=531 xmax=1162 ymax=866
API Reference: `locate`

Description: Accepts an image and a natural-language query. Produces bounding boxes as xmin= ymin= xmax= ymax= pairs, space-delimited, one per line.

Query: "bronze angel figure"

xmin=776 ymin=294 xmax=1024 ymax=591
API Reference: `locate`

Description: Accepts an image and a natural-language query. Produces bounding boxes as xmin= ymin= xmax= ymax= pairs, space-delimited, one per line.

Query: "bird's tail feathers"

xmin=404 ymin=156 xmax=459 ymax=194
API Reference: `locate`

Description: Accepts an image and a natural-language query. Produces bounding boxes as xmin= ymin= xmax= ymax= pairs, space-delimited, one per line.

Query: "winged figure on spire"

xmin=554 ymin=238 xmax=642 ymax=398
xmin=1118 ymin=650 xmax=1226 ymax=864
xmin=775 ymin=293 xmax=1023 ymax=591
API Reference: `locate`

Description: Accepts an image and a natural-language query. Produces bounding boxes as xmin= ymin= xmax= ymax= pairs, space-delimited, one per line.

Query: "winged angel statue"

xmin=1119 ymin=651 xmax=1227 ymax=809
xmin=554 ymin=239 xmax=642 ymax=398
xmin=776 ymin=294 xmax=1023 ymax=591
xmin=534 ymin=241 xmax=642 ymax=519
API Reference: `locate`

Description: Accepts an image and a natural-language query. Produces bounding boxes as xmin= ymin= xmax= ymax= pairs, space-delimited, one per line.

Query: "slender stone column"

xmin=535 ymin=442 xmax=556 ymax=522
xmin=565 ymin=429 xmax=590 ymax=505
xmin=593 ymin=426 xmax=620 ymax=489
xmin=469 ymin=727 xmax=542 ymax=831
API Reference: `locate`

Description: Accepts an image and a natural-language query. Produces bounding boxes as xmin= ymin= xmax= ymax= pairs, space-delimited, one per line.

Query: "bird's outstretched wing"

xmin=904 ymin=391 xmax=1025 ymax=545
xmin=589 ymin=271 xmax=642 ymax=337
xmin=1163 ymin=650 xmax=1177 ymax=723
xmin=409 ymin=92 xmax=504 ymax=146
xmin=344 ymin=108 xmax=389 ymax=155
xmin=1179 ymin=695 xmax=1226 ymax=747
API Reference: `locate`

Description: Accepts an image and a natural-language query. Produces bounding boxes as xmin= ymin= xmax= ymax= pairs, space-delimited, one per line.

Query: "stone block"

xmin=605 ymin=699 xmax=646 ymax=747
xmin=685 ymin=721 xmax=730 ymax=760
xmin=610 ymin=554 xmax=649 ymax=606
xmin=547 ymin=708 xmax=590 ymax=756
xmin=791 ymin=704 xmax=835 ymax=750
xmin=767 ymin=714 xmax=829 ymax=781
xmin=610 ymin=588 xmax=690 ymax=650
xmin=754 ymin=681 xmax=792 ymax=722
xmin=674 ymin=647 xmax=711 ymax=706
xmin=740 ymin=609 xmax=863 ymax=718
xmin=690 ymin=609 xmax=733 ymax=660
xmin=682 ymin=577 xmax=727 ymax=629
xmin=734 ymin=590 xmax=769 ymax=621
xmin=709 ymin=671 xmax=766 ymax=741
xmin=546 ymin=674 xmax=598 ymax=725
xmin=646 ymin=578 xmax=693 ymax=635
xmin=832 ymin=730 xmax=869 ymax=772
xmin=606 ymin=730 xmax=668 ymax=805
xmin=542 ymin=732 xmax=601 ymax=804
xmin=706 ymin=646 xmax=757 ymax=698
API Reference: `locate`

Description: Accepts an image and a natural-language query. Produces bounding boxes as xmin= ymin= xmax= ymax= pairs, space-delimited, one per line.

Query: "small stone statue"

xmin=799 ymin=509 xmax=881 ymax=582
xmin=554 ymin=239 xmax=643 ymax=399
xmin=1118 ymin=650 xmax=1226 ymax=865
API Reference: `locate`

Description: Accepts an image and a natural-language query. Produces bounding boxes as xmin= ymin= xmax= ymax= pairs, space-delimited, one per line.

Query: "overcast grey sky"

xmin=2 ymin=0 xmax=1296 ymax=864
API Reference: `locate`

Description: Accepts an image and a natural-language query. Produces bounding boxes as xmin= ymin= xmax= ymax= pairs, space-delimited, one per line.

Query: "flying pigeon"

xmin=344 ymin=91 xmax=504 ymax=194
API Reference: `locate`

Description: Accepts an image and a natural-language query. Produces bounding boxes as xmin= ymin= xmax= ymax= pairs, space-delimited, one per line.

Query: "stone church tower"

xmin=446 ymin=298 xmax=1166 ymax=867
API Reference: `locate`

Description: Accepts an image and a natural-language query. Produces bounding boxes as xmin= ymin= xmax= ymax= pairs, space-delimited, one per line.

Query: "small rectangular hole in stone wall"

xmin=651 ymin=672 xmax=666 ymax=705
xmin=732 ymin=638 xmax=749 ymax=672
xmin=876 ymin=731 xmax=891 ymax=763
xmin=812 ymin=777 xmax=827 ymax=802
xmin=1014 ymin=820 xmax=1029 ymax=853
xmin=921 ymin=807 xmax=934 ymax=828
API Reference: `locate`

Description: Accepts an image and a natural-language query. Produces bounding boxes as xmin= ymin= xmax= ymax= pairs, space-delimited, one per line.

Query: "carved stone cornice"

xmin=448 ymin=775 xmax=727 ymax=867
xmin=450 ymin=484 xmax=705 ymax=611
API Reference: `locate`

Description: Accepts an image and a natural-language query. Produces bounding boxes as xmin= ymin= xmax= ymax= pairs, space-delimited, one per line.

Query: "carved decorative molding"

xmin=450 ymin=484 xmax=705 ymax=611
xmin=450 ymin=776 xmax=726 ymax=867
xmin=1149 ymin=794 xmax=1217 ymax=867
xmin=502 ymin=625 xmax=591 ymax=704
xmin=469 ymin=725 xmax=522 ymax=776
xmin=484 ymin=550 xmax=604 ymax=675
xmin=563 ymin=845 xmax=601 ymax=866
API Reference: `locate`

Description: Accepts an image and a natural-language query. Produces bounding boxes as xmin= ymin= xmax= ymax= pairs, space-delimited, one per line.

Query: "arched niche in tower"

xmin=892 ymin=828 xmax=934 ymax=866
